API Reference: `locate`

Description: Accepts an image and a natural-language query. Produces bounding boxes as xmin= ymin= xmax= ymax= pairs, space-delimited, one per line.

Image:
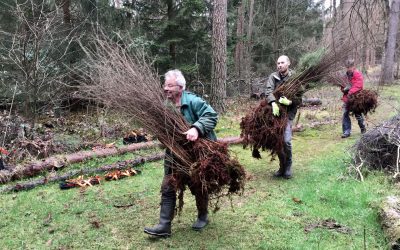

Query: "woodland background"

xmin=0 ymin=0 xmax=398 ymax=120
xmin=1 ymin=1 xmax=400 ymax=249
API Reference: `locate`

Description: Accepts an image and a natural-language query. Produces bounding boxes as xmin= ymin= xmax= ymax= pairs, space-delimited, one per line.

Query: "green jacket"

xmin=180 ymin=91 xmax=218 ymax=141
xmin=265 ymin=69 xmax=302 ymax=120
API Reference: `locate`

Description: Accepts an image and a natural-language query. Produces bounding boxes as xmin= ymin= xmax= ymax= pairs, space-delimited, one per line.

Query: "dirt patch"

xmin=305 ymin=219 xmax=352 ymax=234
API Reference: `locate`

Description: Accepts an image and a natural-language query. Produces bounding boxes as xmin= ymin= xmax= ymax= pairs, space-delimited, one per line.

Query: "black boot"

xmin=192 ymin=213 xmax=208 ymax=231
xmin=282 ymin=141 xmax=293 ymax=179
xmin=282 ymin=164 xmax=292 ymax=179
xmin=192 ymin=193 xmax=209 ymax=231
xmin=144 ymin=191 xmax=175 ymax=237
xmin=273 ymin=153 xmax=286 ymax=177
xmin=356 ymin=113 xmax=366 ymax=134
xmin=0 ymin=158 xmax=5 ymax=170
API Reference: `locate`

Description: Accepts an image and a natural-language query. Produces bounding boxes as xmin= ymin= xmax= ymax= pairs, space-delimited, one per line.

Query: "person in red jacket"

xmin=341 ymin=59 xmax=366 ymax=138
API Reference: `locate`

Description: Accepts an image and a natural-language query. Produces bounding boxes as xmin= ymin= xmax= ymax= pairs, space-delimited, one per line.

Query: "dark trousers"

xmin=162 ymin=150 xmax=208 ymax=218
xmin=342 ymin=103 xmax=365 ymax=135
xmin=277 ymin=120 xmax=293 ymax=171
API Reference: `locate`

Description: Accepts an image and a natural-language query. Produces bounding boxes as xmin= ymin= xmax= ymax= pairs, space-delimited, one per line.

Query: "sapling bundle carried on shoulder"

xmin=77 ymin=34 xmax=245 ymax=211
xmin=241 ymin=46 xmax=353 ymax=159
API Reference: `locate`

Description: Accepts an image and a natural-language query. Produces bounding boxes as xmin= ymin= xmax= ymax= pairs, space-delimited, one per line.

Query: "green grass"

xmin=0 ymin=85 xmax=399 ymax=249
xmin=0 ymin=130 xmax=392 ymax=249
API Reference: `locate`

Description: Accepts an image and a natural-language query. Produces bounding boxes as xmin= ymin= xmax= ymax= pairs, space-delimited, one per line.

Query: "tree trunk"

xmin=56 ymin=0 xmax=71 ymax=24
xmin=397 ymin=50 xmax=400 ymax=79
xmin=332 ymin=0 xmax=337 ymax=18
xmin=167 ymin=0 xmax=176 ymax=66
xmin=271 ymin=0 xmax=279 ymax=58
xmin=380 ymin=0 xmax=400 ymax=84
xmin=245 ymin=0 xmax=255 ymax=95
xmin=210 ymin=0 xmax=227 ymax=113
xmin=234 ymin=1 xmax=244 ymax=78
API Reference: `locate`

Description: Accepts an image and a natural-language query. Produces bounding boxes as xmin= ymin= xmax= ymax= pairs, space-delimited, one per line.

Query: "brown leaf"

xmin=292 ymin=197 xmax=302 ymax=204
xmin=43 ymin=213 xmax=52 ymax=226
xmin=90 ymin=220 xmax=101 ymax=228
xmin=46 ymin=239 xmax=52 ymax=246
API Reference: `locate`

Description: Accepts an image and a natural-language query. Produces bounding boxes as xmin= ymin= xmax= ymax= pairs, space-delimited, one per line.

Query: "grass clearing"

xmin=0 ymin=85 xmax=399 ymax=249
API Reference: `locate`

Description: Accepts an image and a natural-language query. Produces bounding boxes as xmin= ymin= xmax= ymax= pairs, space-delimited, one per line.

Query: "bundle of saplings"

xmin=77 ymin=34 xmax=245 ymax=211
xmin=352 ymin=114 xmax=400 ymax=173
xmin=241 ymin=46 xmax=353 ymax=158
xmin=347 ymin=89 xmax=378 ymax=115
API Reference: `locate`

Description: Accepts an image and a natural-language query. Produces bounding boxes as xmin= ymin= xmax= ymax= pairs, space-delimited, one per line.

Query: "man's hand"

xmin=184 ymin=127 xmax=199 ymax=141
xmin=342 ymin=83 xmax=351 ymax=94
xmin=271 ymin=102 xmax=280 ymax=116
xmin=278 ymin=96 xmax=292 ymax=106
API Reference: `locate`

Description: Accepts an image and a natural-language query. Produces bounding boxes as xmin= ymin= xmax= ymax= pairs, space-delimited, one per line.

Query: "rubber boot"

xmin=144 ymin=191 xmax=175 ymax=237
xmin=192 ymin=194 xmax=209 ymax=231
xmin=0 ymin=158 xmax=5 ymax=170
xmin=355 ymin=113 xmax=365 ymax=134
xmin=273 ymin=153 xmax=286 ymax=177
xmin=282 ymin=164 xmax=292 ymax=179
xmin=282 ymin=143 xmax=292 ymax=179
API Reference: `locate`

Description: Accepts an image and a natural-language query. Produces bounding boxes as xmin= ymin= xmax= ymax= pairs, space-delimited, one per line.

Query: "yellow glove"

xmin=278 ymin=96 xmax=292 ymax=106
xmin=271 ymin=102 xmax=280 ymax=116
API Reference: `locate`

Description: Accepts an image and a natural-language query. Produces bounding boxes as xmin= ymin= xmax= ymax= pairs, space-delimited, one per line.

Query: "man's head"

xmin=345 ymin=58 xmax=355 ymax=73
xmin=164 ymin=69 xmax=186 ymax=102
xmin=276 ymin=55 xmax=290 ymax=75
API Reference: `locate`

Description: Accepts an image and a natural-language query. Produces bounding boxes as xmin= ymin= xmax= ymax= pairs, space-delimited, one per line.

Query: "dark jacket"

xmin=265 ymin=70 xmax=301 ymax=120
xmin=180 ymin=91 xmax=218 ymax=141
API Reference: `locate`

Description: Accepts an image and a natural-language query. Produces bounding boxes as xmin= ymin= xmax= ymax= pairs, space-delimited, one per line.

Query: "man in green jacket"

xmin=144 ymin=69 xmax=218 ymax=237
xmin=265 ymin=55 xmax=302 ymax=179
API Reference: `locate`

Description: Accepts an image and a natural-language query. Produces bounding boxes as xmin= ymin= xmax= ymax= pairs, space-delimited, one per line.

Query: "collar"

xmin=273 ymin=69 xmax=293 ymax=80
xmin=180 ymin=91 xmax=189 ymax=107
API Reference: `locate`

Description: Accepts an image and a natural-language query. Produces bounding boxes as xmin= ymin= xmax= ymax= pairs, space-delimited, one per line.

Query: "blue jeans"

xmin=342 ymin=103 xmax=365 ymax=135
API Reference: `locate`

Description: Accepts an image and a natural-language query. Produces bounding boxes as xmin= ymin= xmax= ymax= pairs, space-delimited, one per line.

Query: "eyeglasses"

xmin=163 ymin=84 xmax=180 ymax=88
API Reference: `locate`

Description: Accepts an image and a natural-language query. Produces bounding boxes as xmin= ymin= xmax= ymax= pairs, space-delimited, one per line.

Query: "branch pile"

xmin=352 ymin=114 xmax=400 ymax=173
xmin=347 ymin=89 xmax=378 ymax=115
xmin=77 ymin=35 xmax=245 ymax=209
xmin=241 ymin=46 xmax=353 ymax=158
xmin=379 ymin=196 xmax=400 ymax=249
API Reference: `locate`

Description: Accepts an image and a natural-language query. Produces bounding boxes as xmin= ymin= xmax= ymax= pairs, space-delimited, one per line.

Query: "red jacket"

xmin=341 ymin=69 xmax=363 ymax=103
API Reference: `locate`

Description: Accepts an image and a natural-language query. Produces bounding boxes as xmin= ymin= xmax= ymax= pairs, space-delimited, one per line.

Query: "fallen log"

xmin=0 ymin=153 xmax=165 ymax=193
xmin=301 ymin=97 xmax=322 ymax=106
xmin=0 ymin=137 xmax=243 ymax=184
xmin=218 ymin=136 xmax=243 ymax=145
xmin=0 ymin=141 xmax=162 ymax=184
xmin=379 ymin=196 xmax=400 ymax=249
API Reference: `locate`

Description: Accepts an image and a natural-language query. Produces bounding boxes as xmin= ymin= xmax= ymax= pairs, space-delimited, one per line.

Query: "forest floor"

xmin=0 ymin=81 xmax=399 ymax=249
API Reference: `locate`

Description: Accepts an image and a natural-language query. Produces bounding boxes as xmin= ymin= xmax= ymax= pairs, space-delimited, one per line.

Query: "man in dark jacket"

xmin=265 ymin=55 xmax=302 ymax=179
xmin=144 ymin=69 xmax=218 ymax=237
xmin=340 ymin=59 xmax=366 ymax=138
